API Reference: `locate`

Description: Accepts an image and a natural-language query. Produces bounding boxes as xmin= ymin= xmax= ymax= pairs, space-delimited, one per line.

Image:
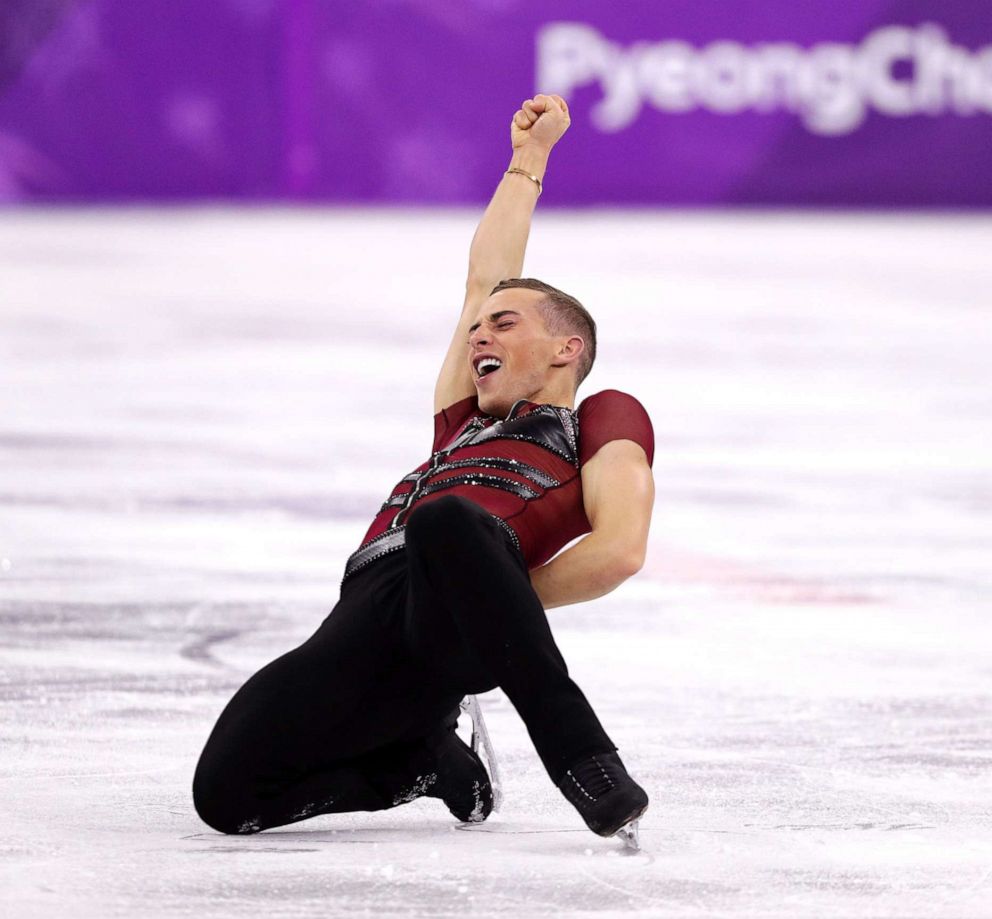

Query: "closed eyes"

xmin=467 ymin=322 xmax=513 ymax=344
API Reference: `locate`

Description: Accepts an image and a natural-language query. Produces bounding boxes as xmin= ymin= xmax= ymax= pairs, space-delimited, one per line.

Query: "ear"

xmin=551 ymin=335 xmax=585 ymax=369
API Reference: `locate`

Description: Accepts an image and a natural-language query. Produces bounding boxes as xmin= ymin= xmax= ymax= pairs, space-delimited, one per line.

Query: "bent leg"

xmin=192 ymin=557 xmax=457 ymax=834
xmin=403 ymin=495 xmax=616 ymax=784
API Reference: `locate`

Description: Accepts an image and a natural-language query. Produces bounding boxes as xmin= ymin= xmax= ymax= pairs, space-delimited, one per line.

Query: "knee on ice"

xmin=192 ymin=767 xmax=261 ymax=835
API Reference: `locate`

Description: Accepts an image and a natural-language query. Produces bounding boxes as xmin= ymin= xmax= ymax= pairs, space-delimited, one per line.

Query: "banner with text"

xmin=1 ymin=1 xmax=990 ymax=205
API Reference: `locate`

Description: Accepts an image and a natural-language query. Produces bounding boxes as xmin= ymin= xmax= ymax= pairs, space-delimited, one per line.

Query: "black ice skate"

xmin=419 ymin=697 xmax=498 ymax=823
xmin=558 ymin=751 xmax=648 ymax=848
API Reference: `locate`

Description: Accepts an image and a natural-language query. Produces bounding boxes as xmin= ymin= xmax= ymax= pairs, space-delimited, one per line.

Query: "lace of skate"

xmin=561 ymin=754 xmax=621 ymax=802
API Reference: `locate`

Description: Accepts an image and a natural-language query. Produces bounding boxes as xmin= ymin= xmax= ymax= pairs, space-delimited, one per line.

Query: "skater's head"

xmin=468 ymin=278 xmax=596 ymax=416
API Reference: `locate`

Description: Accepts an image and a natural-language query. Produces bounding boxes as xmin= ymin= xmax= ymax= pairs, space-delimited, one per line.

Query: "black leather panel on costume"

xmin=381 ymin=472 xmax=540 ymax=510
xmin=463 ymin=405 xmax=579 ymax=466
xmin=399 ymin=456 xmax=559 ymax=490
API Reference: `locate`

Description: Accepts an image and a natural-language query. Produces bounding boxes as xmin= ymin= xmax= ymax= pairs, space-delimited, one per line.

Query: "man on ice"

xmin=193 ymin=93 xmax=655 ymax=846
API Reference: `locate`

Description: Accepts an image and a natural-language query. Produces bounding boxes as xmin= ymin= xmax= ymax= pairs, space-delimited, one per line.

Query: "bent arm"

xmin=528 ymin=439 xmax=655 ymax=610
xmin=527 ymin=530 xmax=637 ymax=610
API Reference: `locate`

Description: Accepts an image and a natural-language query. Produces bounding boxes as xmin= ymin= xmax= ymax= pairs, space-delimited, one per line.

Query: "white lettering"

xmin=592 ymin=42 xmax=643 ymax=132
xmin=748 ymin=44 xmax=804 ymax=112
xmin=694 ymin=42 xmax=750 ymax=113
xmin=535 ymin=23 xmax=609 ymax=95
xmin=535 ymin=21 xmax=992 ymax=136
xmin=863 ymin=26 xmax=916 ymax=115
xmin=968 ymin=47 xmax=992 ymax=112
xmin=799 ymin=43 xmax=863 ymax=134
xmin=637 ymin=41 xmax=695 ymax=112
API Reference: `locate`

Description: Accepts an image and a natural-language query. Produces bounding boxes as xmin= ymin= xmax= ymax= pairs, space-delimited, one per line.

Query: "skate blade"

xmin=459 ymin=695 xmax=503 ymax=812
xmin=615 ymin=818 xmax=641 ymax=851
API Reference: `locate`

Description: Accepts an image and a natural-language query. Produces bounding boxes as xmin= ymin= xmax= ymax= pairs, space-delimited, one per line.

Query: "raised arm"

xmin=433 ymin=93 xmax=571 ymax=414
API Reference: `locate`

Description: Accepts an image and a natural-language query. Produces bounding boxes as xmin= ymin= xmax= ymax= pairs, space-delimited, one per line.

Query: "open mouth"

xmin=475 ymin=357 xmax=503 ymax=381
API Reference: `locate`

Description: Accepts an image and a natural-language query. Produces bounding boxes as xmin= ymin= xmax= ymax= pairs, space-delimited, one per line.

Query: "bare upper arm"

xmin=433 ymin=281 xmax=492 ymax=415
xmin=580 ymin=439 xmax=655 ymax=573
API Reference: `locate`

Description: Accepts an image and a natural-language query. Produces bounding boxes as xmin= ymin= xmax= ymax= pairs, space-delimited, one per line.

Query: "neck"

xmin=480 ymin=376 xmax=577 ymax=418
xmin=527 ymin=379 xmax=576 ymax=410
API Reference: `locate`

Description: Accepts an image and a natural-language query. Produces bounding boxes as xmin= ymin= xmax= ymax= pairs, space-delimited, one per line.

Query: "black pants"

xmin=192 ymin=495 xmax=615 ymax=834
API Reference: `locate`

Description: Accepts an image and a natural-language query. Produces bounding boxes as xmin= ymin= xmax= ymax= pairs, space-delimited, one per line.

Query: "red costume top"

xmin=341 ymin=389 xmax=654 ymax=586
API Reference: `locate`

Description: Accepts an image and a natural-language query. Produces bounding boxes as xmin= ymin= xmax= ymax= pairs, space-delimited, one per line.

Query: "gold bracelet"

xmin=505 ymin=167 xmax=542 ymax=196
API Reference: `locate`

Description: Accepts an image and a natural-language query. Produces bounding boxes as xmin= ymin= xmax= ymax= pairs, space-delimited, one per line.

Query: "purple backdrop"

xmin=1 ymin=0 xmax=991 ymax=205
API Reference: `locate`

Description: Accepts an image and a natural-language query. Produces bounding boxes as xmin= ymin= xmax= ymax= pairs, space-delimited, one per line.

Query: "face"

xmin=466 ymin=288 xmax=567 ymax=417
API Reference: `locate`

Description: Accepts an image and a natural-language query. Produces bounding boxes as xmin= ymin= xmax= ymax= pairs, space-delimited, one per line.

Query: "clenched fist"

xmin=511 ymin=94 xmax=570 ymax=152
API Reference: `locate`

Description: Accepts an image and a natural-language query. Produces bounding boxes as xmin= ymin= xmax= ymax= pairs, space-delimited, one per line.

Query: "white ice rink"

xmin=1 ymin=208 xmax=990 ymax=917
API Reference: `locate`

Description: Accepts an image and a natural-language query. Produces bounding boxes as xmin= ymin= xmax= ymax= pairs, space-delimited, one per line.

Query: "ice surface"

xmin=1 ymin=208 xmax=991 ymax=917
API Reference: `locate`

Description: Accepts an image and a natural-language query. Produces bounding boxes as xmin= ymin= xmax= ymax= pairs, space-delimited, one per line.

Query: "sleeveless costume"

xmin=193 ymin=389 xmax=654 ymax=835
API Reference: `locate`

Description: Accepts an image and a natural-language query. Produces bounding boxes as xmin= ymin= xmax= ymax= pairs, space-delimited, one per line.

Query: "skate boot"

xmin=421 ymin=701 xmax=495 ymax=823
xmin=558 ymin=751 xmax=648 ymax=846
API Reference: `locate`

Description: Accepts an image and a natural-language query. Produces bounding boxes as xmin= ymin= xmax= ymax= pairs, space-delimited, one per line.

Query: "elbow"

xmin=612 ymin=551 xmax=644 ymax=582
